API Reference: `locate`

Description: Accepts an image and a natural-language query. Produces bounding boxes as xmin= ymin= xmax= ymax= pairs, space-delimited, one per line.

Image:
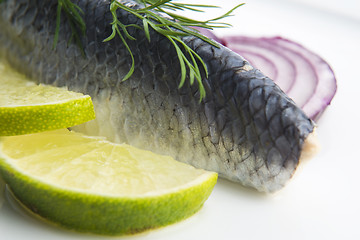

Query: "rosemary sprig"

xmin=105 ymin=0 xmax=244 ymax=101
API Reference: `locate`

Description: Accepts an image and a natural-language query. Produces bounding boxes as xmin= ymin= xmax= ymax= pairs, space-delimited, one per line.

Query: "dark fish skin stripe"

xmin=0 ymin=0 xmax=315 ymax=192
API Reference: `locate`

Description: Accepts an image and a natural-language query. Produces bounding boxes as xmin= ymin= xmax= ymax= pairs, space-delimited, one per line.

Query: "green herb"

xmin=54 ymin=0 xmax=86 ymax=53
xmin=57 ymin=0 xmax=243 ymax=101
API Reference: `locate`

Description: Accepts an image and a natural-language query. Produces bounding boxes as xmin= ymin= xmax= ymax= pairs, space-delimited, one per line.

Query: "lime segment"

xmin=0 ymin=129 xmax=217 ymax=235
xmin=0 ymin=62 xmax=95 ymax=136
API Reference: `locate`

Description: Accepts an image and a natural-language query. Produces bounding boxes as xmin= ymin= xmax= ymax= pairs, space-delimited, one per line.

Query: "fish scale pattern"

xmin=0 ymin=0 xmax=315 ymax=192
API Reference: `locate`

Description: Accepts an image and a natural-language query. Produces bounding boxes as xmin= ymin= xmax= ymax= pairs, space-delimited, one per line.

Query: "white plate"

xmin=1 ymin=0 xmax=360 ymax=239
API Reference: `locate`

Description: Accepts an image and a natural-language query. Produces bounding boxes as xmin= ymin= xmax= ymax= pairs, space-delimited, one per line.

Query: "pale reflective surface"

xmin=0 ymin=0 xmax=359 ymax=239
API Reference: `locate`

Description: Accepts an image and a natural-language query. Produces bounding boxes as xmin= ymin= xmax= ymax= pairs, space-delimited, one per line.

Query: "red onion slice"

xmin=224 ymin=36 xmax=297 ymax=93
xmin=222 ymin=36 xmax=337 ymax=120
xmin=195 ymin=28 xmax=337 ymax=121
xmin=266 ymin=37 xmax=337 ymax=120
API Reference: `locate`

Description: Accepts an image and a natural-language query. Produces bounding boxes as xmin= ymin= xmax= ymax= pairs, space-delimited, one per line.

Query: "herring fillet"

xmin=0 ymin=0 xmax=315 ymax=192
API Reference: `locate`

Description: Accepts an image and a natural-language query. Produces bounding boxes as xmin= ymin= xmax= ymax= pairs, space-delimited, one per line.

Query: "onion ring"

xmin=196 ymin=28 xmax=337 ymax=120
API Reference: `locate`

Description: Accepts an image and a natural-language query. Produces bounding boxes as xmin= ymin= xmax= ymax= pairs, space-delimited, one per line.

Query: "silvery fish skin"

xmin=0 ymin=0 xmax=315 ymax=192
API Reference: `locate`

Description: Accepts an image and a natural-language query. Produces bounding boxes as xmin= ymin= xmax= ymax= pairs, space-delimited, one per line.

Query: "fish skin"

xmin=0 ymin=0 xmax=315 ymax=192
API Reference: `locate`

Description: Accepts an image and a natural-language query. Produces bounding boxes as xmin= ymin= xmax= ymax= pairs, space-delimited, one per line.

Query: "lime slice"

xmin=0 ymin=129 xmax=217 ymax=235
xmin=0 ymin=62 xmax=95 ymax=136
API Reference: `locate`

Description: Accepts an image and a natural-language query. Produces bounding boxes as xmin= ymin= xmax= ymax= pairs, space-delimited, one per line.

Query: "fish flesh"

xmin=0 ymin=0 xmax=316 ymax=192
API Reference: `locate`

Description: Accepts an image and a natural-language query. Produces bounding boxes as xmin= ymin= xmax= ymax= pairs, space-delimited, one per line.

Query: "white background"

xmin=1 ymin=0 xmax=360 ymax=239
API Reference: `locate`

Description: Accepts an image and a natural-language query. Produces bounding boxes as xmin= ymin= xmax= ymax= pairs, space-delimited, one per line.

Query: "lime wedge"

xmin=0 ymin=129 xmax=217 ymax=235
xmin=0 ymin=62 xmax=95 ymax=136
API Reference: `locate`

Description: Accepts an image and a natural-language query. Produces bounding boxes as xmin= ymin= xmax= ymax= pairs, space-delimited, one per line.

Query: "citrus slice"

xmin=0 ymin=129 xmax=217 ymax=235
xmin=0 ymin=62 xmax=95 ymax=136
